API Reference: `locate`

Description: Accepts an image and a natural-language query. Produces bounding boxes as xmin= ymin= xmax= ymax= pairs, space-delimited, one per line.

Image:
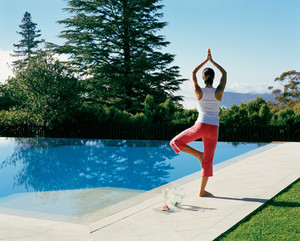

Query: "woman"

xmin=170 ymin=49 xmax=227 ymax=197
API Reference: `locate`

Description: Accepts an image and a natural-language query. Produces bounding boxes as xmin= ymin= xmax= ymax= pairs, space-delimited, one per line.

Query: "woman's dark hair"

xmin=203 ymin=68 xmax=215 ymax=86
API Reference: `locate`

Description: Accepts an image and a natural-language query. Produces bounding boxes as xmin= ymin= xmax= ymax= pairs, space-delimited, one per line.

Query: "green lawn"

xmin=215 ymin=178 xmax=300 ymax=241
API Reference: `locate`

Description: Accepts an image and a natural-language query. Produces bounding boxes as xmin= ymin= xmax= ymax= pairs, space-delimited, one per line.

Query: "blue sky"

xmin=0 ymin=0 xmax=299 ymax=109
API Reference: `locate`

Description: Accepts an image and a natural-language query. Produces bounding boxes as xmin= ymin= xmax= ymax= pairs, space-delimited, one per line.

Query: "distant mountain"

xmin=182 ymin=92 xmax=275 ymax=109
xmin=221 ymin=92 xmax=275 ymax=108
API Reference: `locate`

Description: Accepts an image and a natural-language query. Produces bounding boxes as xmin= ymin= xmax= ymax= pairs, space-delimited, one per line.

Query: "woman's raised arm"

xmin=207 ymin=49 xmax=227 ymax=100
xmin=191 ymin=57 xmax=209 ymax=100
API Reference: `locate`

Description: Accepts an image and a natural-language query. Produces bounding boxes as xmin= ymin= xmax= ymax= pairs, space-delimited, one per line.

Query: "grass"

xmin=214 ymin=178 xmax=300 ymax=241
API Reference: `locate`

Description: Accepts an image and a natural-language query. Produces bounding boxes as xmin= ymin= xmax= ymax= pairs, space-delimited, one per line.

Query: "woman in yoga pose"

xmin=170 ymin=49 xmax=227 ymax=197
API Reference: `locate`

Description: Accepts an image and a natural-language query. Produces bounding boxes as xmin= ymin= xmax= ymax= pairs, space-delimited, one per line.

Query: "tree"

xmin=58 ymin=0 xmax=184 ymax=112
xmin=0 ymin=83 xmax=20 ymax=110
xmin=219 ymin=97 xmax=272 ymax=128
xmin=8 ymin=51 xmax=82 ymax=127
xmin=12 ymin=12 xmax=44 ymax=67
xmin=268 ymin=70 xmax=300 ymax=109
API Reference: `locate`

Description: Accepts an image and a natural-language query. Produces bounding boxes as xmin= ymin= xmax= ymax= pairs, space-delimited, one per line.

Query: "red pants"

xmin=170 ymin=122 xmax=219 ymax=177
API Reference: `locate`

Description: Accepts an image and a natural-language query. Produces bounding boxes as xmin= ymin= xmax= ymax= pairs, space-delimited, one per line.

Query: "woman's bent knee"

xmin=170 ymin=138 xmax=184 ymax=154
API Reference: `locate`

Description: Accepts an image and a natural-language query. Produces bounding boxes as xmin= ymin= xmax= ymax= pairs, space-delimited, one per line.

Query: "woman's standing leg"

xmin=199 ymin=124 xmax=219 ymax=197
xmin=200 ymin=176 xmax=210 ymax=197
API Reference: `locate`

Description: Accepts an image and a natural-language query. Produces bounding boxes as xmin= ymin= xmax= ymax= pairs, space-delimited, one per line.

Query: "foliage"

xmin=172 ymin=108 xmax=198 ymax=125
xmin=58 ymin=0 xmax=185 ymax=112
xmin=219 ymin=97 xmax=272 ymax=128
xmin=4 ymin=51 xmax=83 ymax=127
xmin=293 ymin=103 xmax=300 ymax=115
xmin=268 ymin=70 xmax=300 ymax=110
xmin=142 ymin=95 xmax=198 ymax=125
xmin=11 ymin=12 xmax=44 ymax=68
xmin=0 ymin=109 xmax=38 ymax=126
xmin=272 ymin=108 xmax=299 ymax=126
xmin=0 ymin=84 xmax=20 ymax=110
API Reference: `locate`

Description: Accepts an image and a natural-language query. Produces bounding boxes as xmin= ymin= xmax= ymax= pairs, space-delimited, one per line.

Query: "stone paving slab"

xmin=0 ymin=142 xmax=299 ymax=241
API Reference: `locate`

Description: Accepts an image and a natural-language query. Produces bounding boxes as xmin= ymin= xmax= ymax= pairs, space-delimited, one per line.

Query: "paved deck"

xmin=0 ymin=142 xmax=299 ymax=241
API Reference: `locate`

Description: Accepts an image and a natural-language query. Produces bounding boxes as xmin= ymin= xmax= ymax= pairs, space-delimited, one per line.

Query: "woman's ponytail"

xmin=202 ymin=68 xmax=215 ymax=86
xmin=205 ymin=76 xmax=213 ymax=86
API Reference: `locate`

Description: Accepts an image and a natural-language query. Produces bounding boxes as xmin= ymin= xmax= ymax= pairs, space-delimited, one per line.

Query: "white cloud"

xmin=0 ymin=49 xmax=14 ymax=83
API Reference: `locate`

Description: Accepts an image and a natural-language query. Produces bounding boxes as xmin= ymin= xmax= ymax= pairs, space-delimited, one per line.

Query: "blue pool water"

xmin=0 ymin=137 xmax=268 ymax=219
xmin=0 ymin=138 xmax=267 ymax=198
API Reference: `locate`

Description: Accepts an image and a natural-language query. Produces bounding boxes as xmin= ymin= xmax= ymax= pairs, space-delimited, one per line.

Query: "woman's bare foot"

xmin=199 ymin=190 xmax=212 ymax=197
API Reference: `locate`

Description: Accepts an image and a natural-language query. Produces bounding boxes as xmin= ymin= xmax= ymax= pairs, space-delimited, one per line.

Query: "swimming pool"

xmin=0 ymin=137 xmax=268 ymax=221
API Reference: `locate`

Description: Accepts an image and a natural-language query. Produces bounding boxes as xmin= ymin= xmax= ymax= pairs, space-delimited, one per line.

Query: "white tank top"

xmin=196 ymin=87 xmax=221 ymax=126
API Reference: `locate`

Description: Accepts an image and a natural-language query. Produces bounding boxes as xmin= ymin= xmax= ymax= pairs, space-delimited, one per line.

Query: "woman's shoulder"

xmin=214 ymin=87 xmax=224 ymax=101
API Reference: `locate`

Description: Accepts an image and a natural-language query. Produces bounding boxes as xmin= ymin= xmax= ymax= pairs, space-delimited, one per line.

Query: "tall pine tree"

xmin=58 ymin=0 xmax=184 ymax=112
xmin=12 ymin=12 xmax=44 ymax=67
